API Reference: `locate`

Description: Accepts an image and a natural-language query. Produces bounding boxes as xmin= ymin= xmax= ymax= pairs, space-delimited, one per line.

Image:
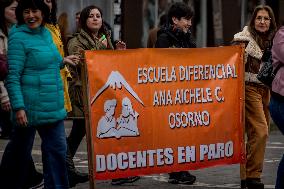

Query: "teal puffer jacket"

xmin=6 ymin=24 xmax=66 ymax=126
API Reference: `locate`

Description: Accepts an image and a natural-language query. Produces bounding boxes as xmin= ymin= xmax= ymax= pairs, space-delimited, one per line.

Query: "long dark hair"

xmin=248 ymin=5 xmax=277 ymax=49
xmin=48 ymin=0 xmax=57 ymax=24
xmin=16 ymin=0 xmax=50 ymax=26
xmin=79 ymin=5 xmax=109 ymax=39
xmin=0 ymin=0 xmax=17 ymax=36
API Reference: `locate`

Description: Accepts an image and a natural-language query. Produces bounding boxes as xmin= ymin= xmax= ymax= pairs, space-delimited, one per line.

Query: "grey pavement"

xmin=0 ymin=120 xmax=283 ymax=189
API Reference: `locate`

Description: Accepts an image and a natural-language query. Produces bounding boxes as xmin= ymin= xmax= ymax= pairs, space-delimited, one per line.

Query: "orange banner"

xmin=84 ymin=46 xmax=245 ymax=180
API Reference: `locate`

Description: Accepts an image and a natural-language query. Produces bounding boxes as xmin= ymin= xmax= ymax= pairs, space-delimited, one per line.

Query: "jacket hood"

xmin=157 ymin=25 xmax=196 ymax=48
xmin=77 ymin=29 xmax=97 ymax=48
xmin=233 ymin=26 xmax=263 ymax=60
xmin=157 ymin=26 xmax=180 ymax=43
xmin=9 ymin=24 xmax=44 ymax=38
xmin=76 ymin=29 xmax=114 ymax=50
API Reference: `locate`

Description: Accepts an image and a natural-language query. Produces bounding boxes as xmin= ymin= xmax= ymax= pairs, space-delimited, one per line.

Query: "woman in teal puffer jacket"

xmin=0 ymin=0 xmax=79 ymax=188
xmin=7 ymin=22 xmax=66 ymax=126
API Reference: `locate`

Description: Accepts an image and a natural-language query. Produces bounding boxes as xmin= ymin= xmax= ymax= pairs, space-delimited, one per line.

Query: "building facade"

xmin=57 ymin=0 xmax=284 ymax=48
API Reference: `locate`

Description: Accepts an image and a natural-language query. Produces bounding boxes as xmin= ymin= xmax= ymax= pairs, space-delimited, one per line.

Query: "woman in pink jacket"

xmin=269 ymin=23 xmax=284 ymax=189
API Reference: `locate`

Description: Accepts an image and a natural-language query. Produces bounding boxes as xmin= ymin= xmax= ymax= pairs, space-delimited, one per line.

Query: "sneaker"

xmin=168 ymin=171 xmax=196 ymax=185
xmin=111 ymin=176 xmax=140 ymax=185
xmin=246 ymin=178 xmax=264 ymax=189
xmin=69 ymin=171 xmax=89 ymax=188
xmin=0 ymin=132 xmax=10 ymax=139
xmin=241 ymin=180 xmax=247 ymax=189
xmin=27 ymin=172 xmax=44 ymax=189
xmin=29 ymin=181 xmax=44 ymax=189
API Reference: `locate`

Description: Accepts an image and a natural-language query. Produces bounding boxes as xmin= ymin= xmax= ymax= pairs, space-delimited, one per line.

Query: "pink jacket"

xmin=272 ymin=26 xmax=284 ymax=96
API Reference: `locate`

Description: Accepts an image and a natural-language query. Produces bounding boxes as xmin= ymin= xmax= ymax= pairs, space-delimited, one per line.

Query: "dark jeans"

xmin=66 ymin=119 xmax=85 ymax=172
xmin=0 ymin=126 xmax=37 ymax=188
xmin=0 ymin=108 xmax=12 ymax=137
xmin=0 ymin=120 xmax=68 ymax=189
xmin=269 ymin=94 xmax=284 ymax=189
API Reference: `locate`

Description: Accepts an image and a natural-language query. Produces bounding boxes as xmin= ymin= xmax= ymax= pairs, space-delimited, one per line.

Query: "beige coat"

xmin=0 ymin=29 xmax=9 ymax=105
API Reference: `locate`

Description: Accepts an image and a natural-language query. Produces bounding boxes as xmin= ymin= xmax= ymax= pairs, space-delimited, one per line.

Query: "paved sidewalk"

xmin=0 ymin=121 xmax=282 ymax=189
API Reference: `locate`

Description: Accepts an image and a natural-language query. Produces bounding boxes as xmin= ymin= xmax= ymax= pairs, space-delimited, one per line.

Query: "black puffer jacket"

xmin=155 ymin=26 xmax=196 ymax=48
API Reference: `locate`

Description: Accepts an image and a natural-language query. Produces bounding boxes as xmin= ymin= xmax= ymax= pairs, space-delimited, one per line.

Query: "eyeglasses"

xmin=256 ymin=16 xmax=271 ymax=23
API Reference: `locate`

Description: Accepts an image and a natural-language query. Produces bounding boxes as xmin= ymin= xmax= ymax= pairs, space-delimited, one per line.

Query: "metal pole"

xmin=212 ymin=0 xmax=223 ymax=45
xmin=80 ymin=0 xmax=83 ymax=10
xmin=240 ymin=0 xmax=246 ymax=28
xmin=201 ymin=0 xmax=207 ymax=47
xmin=154 ymin=0 xmax=159 ymax=27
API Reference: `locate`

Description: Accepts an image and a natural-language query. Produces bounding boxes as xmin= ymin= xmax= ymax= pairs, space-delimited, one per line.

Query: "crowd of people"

xmin=0 ymin=0 xmax=283 ymax=189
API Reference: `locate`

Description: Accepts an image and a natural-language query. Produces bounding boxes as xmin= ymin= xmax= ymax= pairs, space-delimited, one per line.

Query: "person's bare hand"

xmin=115 ymin=40 xmax=126 ymax=50
xmin=1 ymin=101 xmax=11 ymax=112
xmin=101 ymin=38 xmax=108 ymax=48
xmin=16 ymin=109 xmax=28 ymax=127
xmin=63 ymin=55 xmax=80 ymax=66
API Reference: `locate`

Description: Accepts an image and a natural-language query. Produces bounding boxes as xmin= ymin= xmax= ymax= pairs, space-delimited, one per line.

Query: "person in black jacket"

xmin=155 ymin=2 xmax=196 ymax=185
xmin=155 ymin=2 xmax=196 ymax=49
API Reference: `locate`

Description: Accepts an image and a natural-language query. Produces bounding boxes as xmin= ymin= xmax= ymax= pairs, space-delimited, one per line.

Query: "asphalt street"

xmin=0 ymin=120 xmax=283 ymax=189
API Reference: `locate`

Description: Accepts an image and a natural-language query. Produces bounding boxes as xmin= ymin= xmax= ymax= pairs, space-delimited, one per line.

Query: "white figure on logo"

xmin=116 ymin=97 xmax=139 ymax=137
xmin=97 ymin=99 xmax=119 ymax=138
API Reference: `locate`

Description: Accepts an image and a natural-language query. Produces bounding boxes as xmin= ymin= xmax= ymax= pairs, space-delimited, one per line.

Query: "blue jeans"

xmin=269 ymin=95 xmax=284 ymax=189
xmin=37 ymin=120 xmax=68 ymax=189
xmin=0 ymin=120 xmax=68 ymax=189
